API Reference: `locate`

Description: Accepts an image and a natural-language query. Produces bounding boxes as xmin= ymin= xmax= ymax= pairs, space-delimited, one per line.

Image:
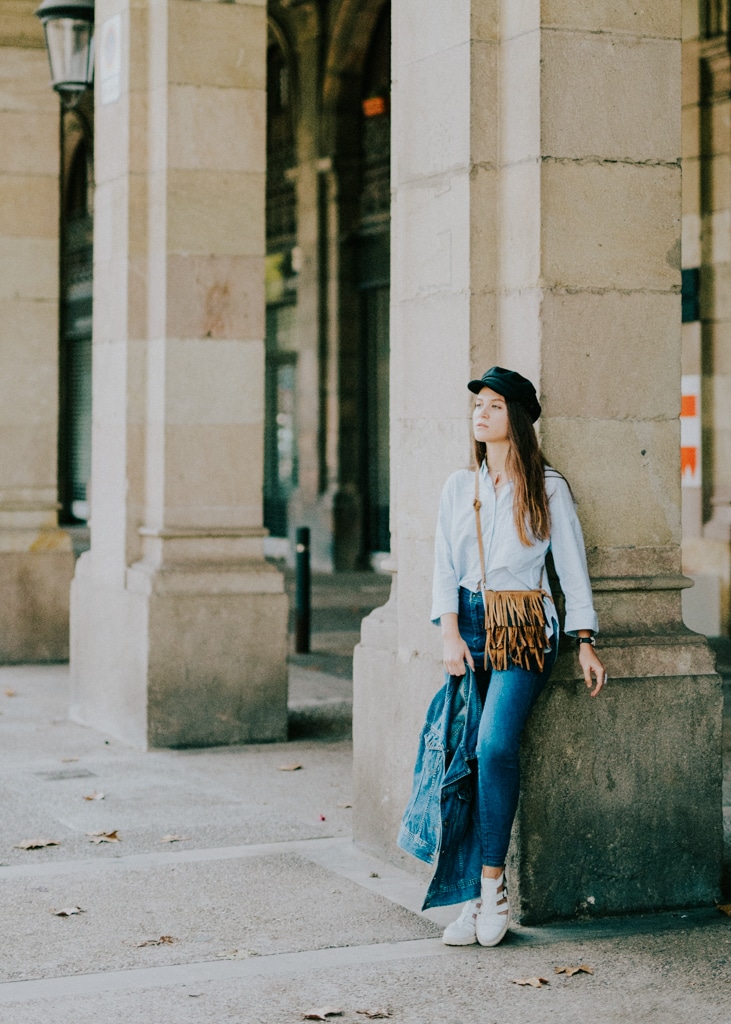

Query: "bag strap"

xmin=474 ymin=468 xmax=547 ymax=592
xmin=473 ymin=470 xmax=487 ymax=589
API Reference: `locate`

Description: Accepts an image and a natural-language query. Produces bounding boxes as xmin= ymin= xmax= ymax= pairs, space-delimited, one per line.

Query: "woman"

xmin=403 ymin=366 xmax=606 ymax=948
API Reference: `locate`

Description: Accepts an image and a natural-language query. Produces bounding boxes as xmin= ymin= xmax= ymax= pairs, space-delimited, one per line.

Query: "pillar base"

xmin=70 ymin=553 xmax=289 ymax=749
xmin=0 ymin=545 xmax=74 ymax=662
xmin=355 ymin=616 xmax=723 ymax=920
xmin=510 ymin=632 xmax=723 ymax=923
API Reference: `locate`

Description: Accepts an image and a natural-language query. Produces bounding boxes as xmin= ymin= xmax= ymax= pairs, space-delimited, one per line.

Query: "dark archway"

xmin=264 ymin=20 xmax=299 ymax=540
xmin=323 ymin=0 xmax=391 ymax=567
xmin=356 ymin=5 xmax=391 ymax=556
xmin=59 ymin=130 xmax=93 ymax=524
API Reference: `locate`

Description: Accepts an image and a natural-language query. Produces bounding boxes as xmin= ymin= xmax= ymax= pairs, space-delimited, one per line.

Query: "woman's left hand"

xmin=579 ymin=643 xmax=607 ymax=698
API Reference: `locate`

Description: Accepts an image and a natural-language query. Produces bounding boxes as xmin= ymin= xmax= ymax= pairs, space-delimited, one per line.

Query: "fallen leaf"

xmin=512 ymin=977 xmax=549 ymax=988
xmin=15 ymin=838 xmax=60 ymax=850
xmin=87 ymin=830 xmax=120 ymax=844
xmin=302 ymin=1011 xmax=343 ymax=1022
xmin=337 ymin=802 xmax=352 ymax=809
xmin=717 ymin=904 xmax=731 ymax=917
xmin=83 ymin=791 xmax=105 ymax=801
xmin=136 ymin=935 xmax=177 ymax=947
xmin=555 ymin=965 xmax=594 ymax=977
xmin=53 ymin=906 xmax=85 ymax=917
xmin=278 ymin=763 xmax=303 ymax=771
xmin=4 ymin=689 xmax=16 ymax=697
xmin=357 ymin=1011 xmax=391 ymax=1019
xmin=160 ymin=835 xmax=190 ymax=844
xmin=369 ymin=872 xmax=380 ymax=879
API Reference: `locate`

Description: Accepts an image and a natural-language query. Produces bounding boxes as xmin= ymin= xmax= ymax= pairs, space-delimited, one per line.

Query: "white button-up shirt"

xmin=431 ymin=463 xmax=599 ymax=637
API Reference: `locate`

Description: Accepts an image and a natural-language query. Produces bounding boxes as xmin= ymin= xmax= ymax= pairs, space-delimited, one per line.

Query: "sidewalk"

xmin=0 ymin=576 xmax=730 ymax=1023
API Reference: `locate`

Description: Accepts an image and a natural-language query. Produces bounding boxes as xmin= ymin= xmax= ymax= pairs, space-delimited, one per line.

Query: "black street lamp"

xmin=35 ymin=0 xmax=95 ymax=107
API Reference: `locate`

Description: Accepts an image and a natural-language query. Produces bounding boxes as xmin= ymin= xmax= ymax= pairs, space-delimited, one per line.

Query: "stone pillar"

xmin=354 ymin=0 xmax=500 ymax=864
xmin=70 ymin=0 xmax=288 ymax=749
xmin=0 ymin=16 xmax=74 ymax=661
xmin=681 ymin=19 xmax=731 ymax=634
xmin=286 ymin=5 xmax=333 ymax=568
xmin=353 ymin=1 xmax=723 ymax=921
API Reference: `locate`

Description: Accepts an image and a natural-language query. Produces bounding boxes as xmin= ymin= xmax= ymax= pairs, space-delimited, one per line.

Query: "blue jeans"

xmin=457 ymin=587 xmax=558 ymax=868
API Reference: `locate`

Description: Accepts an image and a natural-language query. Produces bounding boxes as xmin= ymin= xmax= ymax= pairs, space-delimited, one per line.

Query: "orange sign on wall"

xmin=680 ymin=375 xmax=701 ymax=489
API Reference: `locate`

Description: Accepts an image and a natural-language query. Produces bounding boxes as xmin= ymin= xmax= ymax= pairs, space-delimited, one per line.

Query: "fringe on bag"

xmin=482 ymin=589 xmax=548 ymax=672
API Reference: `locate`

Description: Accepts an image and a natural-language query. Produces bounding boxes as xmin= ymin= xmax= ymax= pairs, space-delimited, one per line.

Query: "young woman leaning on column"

xmin=398 ymin=366 xmax=606 ymax=947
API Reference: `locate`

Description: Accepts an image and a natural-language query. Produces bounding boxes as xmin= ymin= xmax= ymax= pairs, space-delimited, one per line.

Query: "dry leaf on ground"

xmin=160 ymin=835 xmax=190 ymax=844
xmin=356 ymin=1011 xmax=391 ymax=1019
xmin=136 ymin=935 xmax=177 ymax=947
xmin=215 ymin=949 xmax=259 ymax=960
xmin=278 ymin=763 xmax=303 ymax=771
xmin=4 ymin=689 xmax=16 ymax=697
xmin=555 ymin=965 xmax=594 ymax=977
xmin=302 ymin=1011 xmax=343 ymax=1022
xmin=83 ymin=792 xmax=105 ymax=801
xmin=87 ymin=830 xmax=120 ymax=843
xmin=61 ymin=757 xmax=79 ymax=763
xmin=53 ymin=906 xmax=85 ymax=917
xmin=512 ymin=977 xmax=549 ymax=988
xmin=337 ymin=802 xmax=352 ymax=809
xmin=717 ymin=904 xmax=731 ymax=917
xmin=15 ymin=838 xmax=60 ymax=850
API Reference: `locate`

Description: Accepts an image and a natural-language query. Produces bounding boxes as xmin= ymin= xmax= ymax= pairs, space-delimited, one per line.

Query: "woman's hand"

xmin=440 ymin=613 xmax=475 ymax=676
xmin=443 ymin=635 xmax=475 ymax=676
xmin=579 ymin=642 xmax=607 ymax=698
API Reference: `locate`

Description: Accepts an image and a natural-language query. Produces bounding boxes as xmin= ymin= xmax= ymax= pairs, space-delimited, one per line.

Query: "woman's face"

xmin=472 ymin=387 xmax=509 ymax=444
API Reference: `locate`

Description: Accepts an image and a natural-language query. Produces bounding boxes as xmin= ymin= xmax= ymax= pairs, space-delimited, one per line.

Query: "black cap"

xmin=467 ymin=366 xmax=541 ymax=422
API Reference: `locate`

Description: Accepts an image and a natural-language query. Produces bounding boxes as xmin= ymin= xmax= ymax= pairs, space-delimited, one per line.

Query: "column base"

xmin=70 ymin=553 xmax=289 ymax=749
xmin=0 ymin=545 xmax=74 ymax=662
xmin=510 ymin=632 xmax=723 ymax=923
xmin=355 ymin=621 xmax=723 ymax=920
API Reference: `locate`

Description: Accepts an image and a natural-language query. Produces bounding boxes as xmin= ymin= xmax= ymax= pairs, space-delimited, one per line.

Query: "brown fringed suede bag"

xmin=473 ymin=471 xmax=548 ymax=672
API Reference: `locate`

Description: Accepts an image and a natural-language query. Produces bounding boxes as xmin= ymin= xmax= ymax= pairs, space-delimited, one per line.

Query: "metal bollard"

xmin=295 ymin=526 xmax=311 ymax=654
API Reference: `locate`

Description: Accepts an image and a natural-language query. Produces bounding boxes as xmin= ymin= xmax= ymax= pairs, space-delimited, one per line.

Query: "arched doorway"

xmin=59 ymin=135 xmax=93 ymax=524
xmin=356 ymin=5 xmax=391 ymax=558
xmin=264 ymin=25 xmax=299 ymax=543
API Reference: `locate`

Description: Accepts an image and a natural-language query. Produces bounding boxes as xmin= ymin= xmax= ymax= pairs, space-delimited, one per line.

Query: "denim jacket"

xmin=397 ymin=666 xmax=485 ymax=910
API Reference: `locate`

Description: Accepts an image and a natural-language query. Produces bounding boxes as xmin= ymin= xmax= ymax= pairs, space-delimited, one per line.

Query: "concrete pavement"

xmin=0 ymin=574 xmax=730 ymax=1023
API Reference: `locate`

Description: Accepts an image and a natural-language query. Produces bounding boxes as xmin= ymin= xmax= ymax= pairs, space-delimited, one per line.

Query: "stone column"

xmin=354 ymin=0 xmax=500 ymax=861
xmin=286 ymin=5 xmax=333 ymax=568
xmin=70 ymin=0 xmax=288 ymax=748
xmin=0 ymin=14 xmax=74 ymax=661
xmin=681 ymin=22 xmax=731 ymax=634
xmin=354 ymin=0 xmax=723 ymax=921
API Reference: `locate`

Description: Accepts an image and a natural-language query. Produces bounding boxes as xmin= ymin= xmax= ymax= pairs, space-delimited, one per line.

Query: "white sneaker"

xmin=442 ymin=898 xmax=481 ymax=945
xmin=475 ymin=872 xmax=509 ymax=947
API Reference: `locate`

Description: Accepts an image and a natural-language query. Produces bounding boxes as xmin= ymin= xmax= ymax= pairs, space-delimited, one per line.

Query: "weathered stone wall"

xmin=0 ymin=4 xmax=74 ymax=661
xmin=354 ymin=0 xmax=723 ymax=922
xmin=681 ymin=1 xmax=731 ymax=635
xmin=70 ymin=0 xmax=288 ymax=748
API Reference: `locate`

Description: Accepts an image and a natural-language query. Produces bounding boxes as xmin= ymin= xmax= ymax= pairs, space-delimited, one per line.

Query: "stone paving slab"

xmin=1 ymin=915 xmax=729 ymax=1024
xmin=1 ymin=659 xmax=730 ymax=1024
xmin=0 ymin=849 xmax=440 ymax=983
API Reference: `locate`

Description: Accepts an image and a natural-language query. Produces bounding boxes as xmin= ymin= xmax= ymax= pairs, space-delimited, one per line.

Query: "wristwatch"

xmin=576 ymin=635 xmax=596 ymax=648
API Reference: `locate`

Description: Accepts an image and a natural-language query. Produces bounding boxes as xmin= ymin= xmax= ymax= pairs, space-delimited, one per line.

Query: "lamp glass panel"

xmin=44 ymin=17 xmax=94 ymax=90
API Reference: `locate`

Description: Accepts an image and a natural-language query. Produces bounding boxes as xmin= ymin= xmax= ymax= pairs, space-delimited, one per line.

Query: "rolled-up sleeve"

xmin=548 ymin=477 xmax=599 ymax=636
xmin=431 ymin=475 xmax=460 ymax=625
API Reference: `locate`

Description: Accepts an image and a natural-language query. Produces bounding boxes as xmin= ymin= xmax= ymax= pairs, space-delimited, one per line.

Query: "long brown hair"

xmin=472 ymin=399 xmax=551 ymax=545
